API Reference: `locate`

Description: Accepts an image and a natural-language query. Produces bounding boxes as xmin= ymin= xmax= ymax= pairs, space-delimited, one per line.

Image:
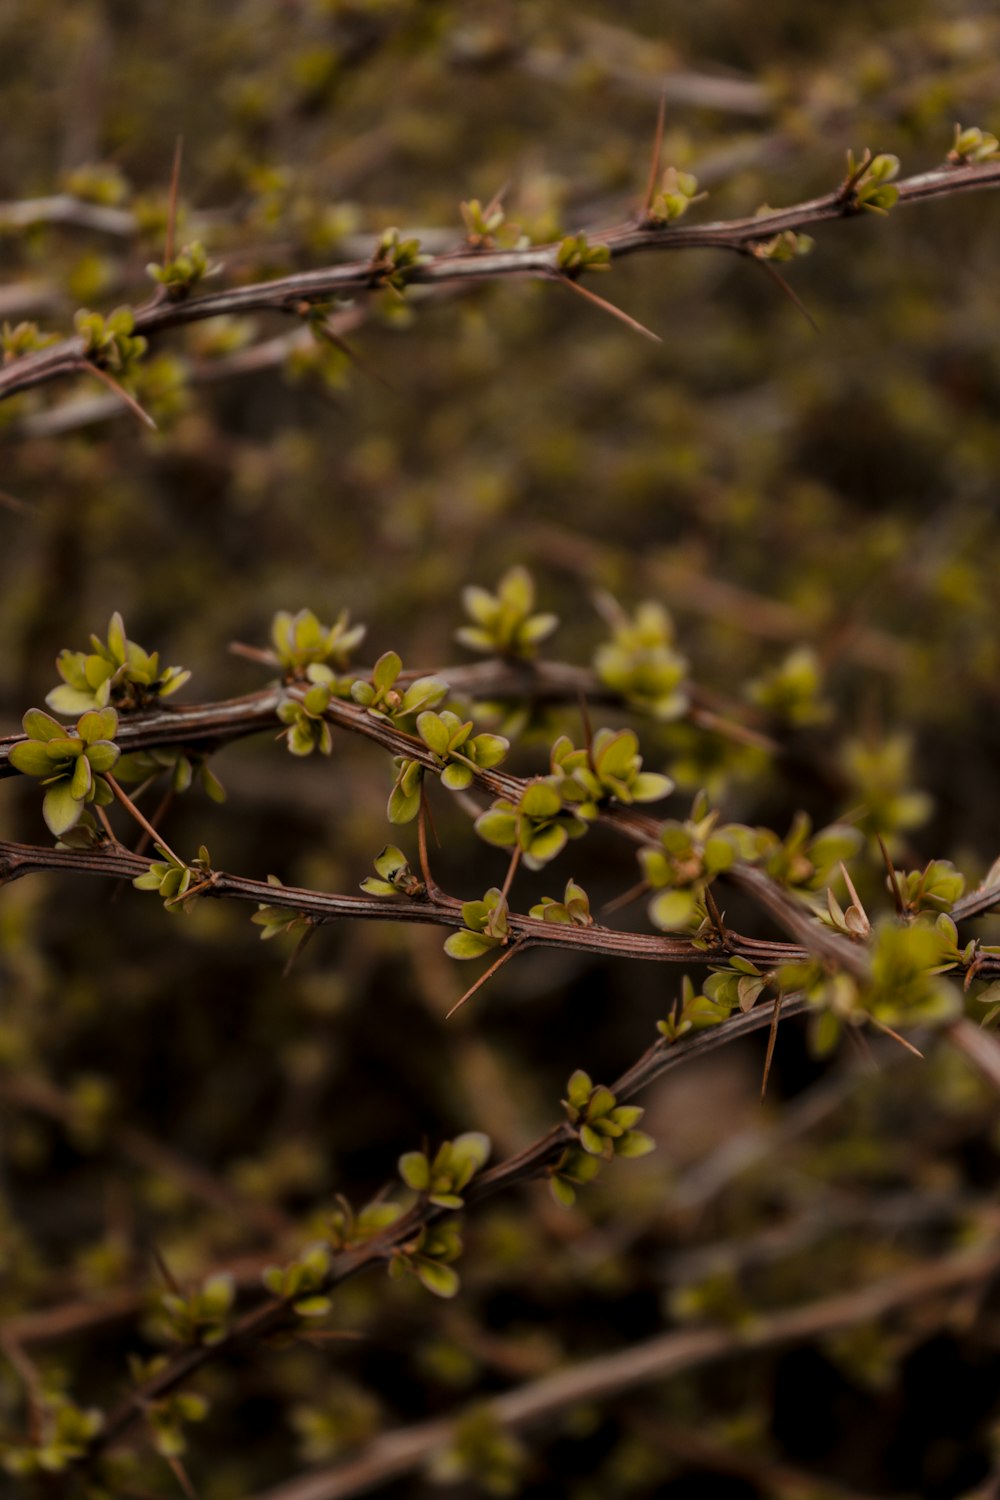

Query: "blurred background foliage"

xmin=2 ymin=2 xmax=1000 ymax=1497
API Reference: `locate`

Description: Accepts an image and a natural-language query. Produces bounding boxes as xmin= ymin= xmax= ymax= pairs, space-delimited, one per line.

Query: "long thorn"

xmin=82 ymin=362 xmax=157 ymax=430
xmin=868 ymin=1014 xmax=924 ymax=1060
xmin=446 ymin=942 xmax=522 ymax=1019
xmin=760 ymin=990 xmax=784 ymax=1103
xmin=753 ymin=254 xmax=820 ymax=333
xmin=106 ymin=775 xmax=182 ymax=865
xmin=577 ymin=690 xmax=594 ymax=766
xmin=558 ymin=274 xmax=662 ymax=343
xmin=165 ymin=136 xmax=183 ymax=265
xmin=876 ymin=833 xmax=906 ymax=916
xmin=643 ymin=92 xmax=667 ymax=218
xmin=601 ymin=878 xmax=649 ymax=916
xmin=499 ymin=844 xmax=522 ymax=903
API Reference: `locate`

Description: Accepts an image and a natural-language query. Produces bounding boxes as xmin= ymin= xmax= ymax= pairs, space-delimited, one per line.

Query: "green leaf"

xmin=372 ymin=651 xmax=401 ymax=690
xmin=42 ymin=781 xmax=83 ymax=836
xmin=521 ymin=782 xmax=562 ymax=819
xmin=474 ymin=809 xmax=518 ymax=848
xmin=441 ymin=762 xmax=474 ymax=790
xmin=399 ymin=1151 xmax=431 ymax=1191
xmin=444 ymin=929 xmax=499 ymax=960
xmin=415 ymin=1260 xmax=460 ymax=1298
xmin=23 ymin=708 xmax=66 ymax=741
xmin=8 ymin=741 xmax=58 ymax=776
xmin=649 ymin=889 xmax=698 ymax=932
xmin=416 ymin=711 xmax=451 ymax=755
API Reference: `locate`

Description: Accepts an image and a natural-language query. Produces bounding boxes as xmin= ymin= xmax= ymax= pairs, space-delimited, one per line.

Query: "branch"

xmin=82 ymin=993 xmax=807 ymax=1462
xmin=3 ymin=155 xmax=999 ymax=406
xmin=247 ymin=1238 xmax=1000 ymax=1500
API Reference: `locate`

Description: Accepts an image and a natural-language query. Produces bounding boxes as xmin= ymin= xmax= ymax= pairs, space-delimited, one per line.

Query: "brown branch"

xmin=82 ymin=992 xmax=808 ymax=1462
xmin=246 ymin=1238 xmax=1000 ymax=1500
xmin=3 ymin=155 xmax=999 ymax=406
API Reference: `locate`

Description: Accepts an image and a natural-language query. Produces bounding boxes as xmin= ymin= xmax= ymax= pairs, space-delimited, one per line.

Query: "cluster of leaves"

xmin=47 ymin=612 xmax=190 ymax=715
xmin=847 ymin=150 xmax=901 ymax=213
xmin=456 ymin=566 xmax=559 ymax=658
xmin=639 ymin=794 xmax=756 ymax=932
xmin=9 ymin=707 xmax=119 ymax=836
xmin=73 ymin=305 xmax=147 ymax=370
xmin=593 ymin=599 xmax=688 ymax=720
xmin=351 ymin=651 xmax=447 ymax=723
xmin=146 ymin=240 xmax=217 ymax=297
xmin=555 ymin=232 xmax=611 ymax=275
xmin=398 ymin=1132 xmax=491 ymax=1210
xmin=549 ymin=726 xmax=673 ymax=816
xmin=133 ymin=844 xmax=213 ymax=912
xmin=270 ymin=607 xmax=366 ymax=680
xmin=646 ymin=166 xmax=705 ymax=224
xmin=261 ymin=1243 xmax=334 ymax=1319
xmin=1 ymin=1397 xmax=103 ymax=1476
xmin=549 ymin=1070 xmax=654 ymax=1206
xmin=151 ymin=1272 xmax=235 ymax=1347
xmin=476 ymin=779 xmax=588 ymax=871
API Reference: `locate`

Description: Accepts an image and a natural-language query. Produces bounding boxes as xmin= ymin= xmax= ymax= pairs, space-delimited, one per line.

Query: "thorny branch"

xmin=2 ymin=155 xmax=999 ymax=406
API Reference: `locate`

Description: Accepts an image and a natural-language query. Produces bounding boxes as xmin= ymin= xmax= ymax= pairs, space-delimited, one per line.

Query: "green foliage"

xmin=657 ymin=973 xmax=735 ymax=1041
xmin=416 ymin=708 xmax=509 ymax=789
xmin=9 ymin=706 xmax=119 ymax=836
xmin=949 ymin=124 xmax=1000 ymax=163
xmin=756 ymin=813 xmax=863 ymax=892
xmin=841 ymin=734 xmax=932 ymax=842
xmin=278 ymin=682 xmax=334 ymax=756
xmin=387 ymin=756 xmax=425 ymax=824
xmin=262 ymin=1243 xmax=333 ymax=1318
xmin=325 ymin=1196 xmax=405 ymax=1251
xmin=133 ymin=843 xmax=212 ymax=912
xmin=555 ymin=232 xmax=611 ymax=274
xmin=115 ymin=746 xmax=225 ymax=802
xmin=753 ymin=227 xmax=815 ymax=262
xmin=562 ymin=1070 xmax=654 ymax=1161
xmin=475 ymin=779 xmax=587 ymax=870
xmin=1 ymin=319 xmax=57 ymax=358
xmin=646 ymin=167 xmax=705 ymax=224
xmin=746 ymin=646 xmax=830 ymax=726
xmin=431 ymin=1405 xmax=527 ymax=1495
xmin=360 ymin=844 xmax=425 ymax=898
xmin=456 ymin=566 xmax=558 ymax=658
xmin=1 ymin=1396 xmax=104 ymax=1475
xmin=549 ymin=725 xmax=673 ymax=816
xmin=529 ymin=877 xmax=593 ymax=926
xmin=640 ymin=793 xmax=756 ymax=933
xmin=62 ymin=161 xmax=130 ymax=205
xmin=891 ymin=859 xmax=965 ymax=915
xmin=269 ymin=607 xmax=366 ymax=680
xmin=703 ymin=955 xmax=772 ymax=1015
xmin=350 ymin=650 xmax=447 ymax=722
xmin=398 ymin=1131 xmax=491 ymax=1209
xmin=251 ymin=876 xmax=313 ymax=941
xmin=444 ymin=888 xmax=510 ymax=959
xmin=593 ymin=598 xmax=688 ymax=720
xmin=389 ymin=1220 xmax=464 ymax=1299
xmin=73 ymin=305 xmax=147 ymax=369
xmin=847 ymin=150 xmax=901 ymax=213
xmin=152 ymin=1272 xmax=235 ymax=1347
xmin=146 ymin=240 xmax=217 ymax=298
xmin=47 ymin=611 xmax=191 ymax=715
xmin=373 ymin=228 xmax=426 ymax=292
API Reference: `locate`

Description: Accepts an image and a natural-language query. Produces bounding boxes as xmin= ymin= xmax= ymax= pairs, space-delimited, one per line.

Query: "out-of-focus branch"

xmin=248 ymin=1238 xmax=1000 ymax=1500
xmin=3 ymin=154 xmax=999 ymax=406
